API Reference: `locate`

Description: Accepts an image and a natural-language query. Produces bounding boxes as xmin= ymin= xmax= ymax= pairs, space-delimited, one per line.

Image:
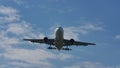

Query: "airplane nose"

xmin=58 ymin=27 xmax=63 ymax=31
xmin=58 ymin=26 xmax=62 ymax=28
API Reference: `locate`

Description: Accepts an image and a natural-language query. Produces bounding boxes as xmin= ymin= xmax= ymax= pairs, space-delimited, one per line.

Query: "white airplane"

xmin=24 ymin=27 xmax=96 ymax=51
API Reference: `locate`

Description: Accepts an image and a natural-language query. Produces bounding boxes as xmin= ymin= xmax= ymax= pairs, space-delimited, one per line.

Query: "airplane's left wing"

xmin=64 ymin=39 xmax=96 ymax=46
xmin=23 ymin=39 xmax=54 ymax=45
xmin=72 ymin=41 xmax=96 ymax=46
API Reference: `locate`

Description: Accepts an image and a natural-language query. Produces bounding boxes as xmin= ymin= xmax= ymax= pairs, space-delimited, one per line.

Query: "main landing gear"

xmin=62 ymin=46 xmax=72 ymax=50
xmin=62 ymin=48 xmax=72 ymax=50
xmin=48 ymin=47 xmax=72 ymax=50
xmin=47 ymin=45 xmax=72 ymax=51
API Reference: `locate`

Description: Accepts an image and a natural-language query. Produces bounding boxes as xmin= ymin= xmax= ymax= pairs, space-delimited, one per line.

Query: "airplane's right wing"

xmin=23 ymin=38 xmax=55 ymax=45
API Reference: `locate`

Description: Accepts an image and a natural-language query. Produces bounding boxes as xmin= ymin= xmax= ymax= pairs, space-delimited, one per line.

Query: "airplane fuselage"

xmin=55 ymin=27 xmax=64 ymax=50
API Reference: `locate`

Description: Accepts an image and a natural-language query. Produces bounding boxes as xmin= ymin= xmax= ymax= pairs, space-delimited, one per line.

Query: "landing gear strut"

xmin=62 ymin=46 xmax=72 ymax=50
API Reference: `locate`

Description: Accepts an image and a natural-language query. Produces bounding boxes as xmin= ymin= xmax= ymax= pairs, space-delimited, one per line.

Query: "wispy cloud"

xmin=115 ymin=35 xmax=120 ymax=39
xmin=13 ymin=0 xmax=25 ymax=5
xmin=0 ymin=6 xmax=20 ymax=23
xmin=4 ymin=47 xmax=73 ymax=62
xmin=0 ymin=5 xmax=73 ymax=68
xmin=63 ymin=24 xmax=104 ymax=40
xmin=64 ymin=61 xmax=120 ymax=68
xmin=0 ymin=5 xmax=105 ymax=68
xmin=1 ymin=47 xmax=73 ymax=68
xmin=6 ymin=22 xmax=33 ymax=35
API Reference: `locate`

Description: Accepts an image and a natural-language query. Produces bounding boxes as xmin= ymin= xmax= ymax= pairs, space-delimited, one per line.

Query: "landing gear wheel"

xmin=48 ymin=47 xmax=52 ymax=49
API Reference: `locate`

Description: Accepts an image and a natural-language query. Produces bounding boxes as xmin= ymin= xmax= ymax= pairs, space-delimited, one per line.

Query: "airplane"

xmin=24 ymin=27 xmax=96 ymax=51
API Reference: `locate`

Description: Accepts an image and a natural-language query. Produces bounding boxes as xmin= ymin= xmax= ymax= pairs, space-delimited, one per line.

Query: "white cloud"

xmin=57 ymin=53 xmax=73 ymax=60
xmin=7 ymin=21 xmax=32 ymax=35
xmin=0 ymin=65 xmax=7 ymax=68
xmin=0 ymin=6 xmax=74 ymax=68
xmin=63 ymin=24 xmax=103 ymax=40
xmin=0 ymin=36 xmax=19 ymax=45
xmin=80 ymin=23 xmax=104 ymax=31
xmin=64 ymin=27 xmax=86 ymax=40
xmin=38 ymin=33 xmax=46 ymax=38
xmin=115 ymin=35 xmax=120 ymax=39
xmin=4 ymin=48 xmax=53 ymax=62
xmin=0 ymin=61 xmax=53 ymax=68
xmin=0 ymin=22 xmax=36 ymax=47
xmin=0 ymin=6 xmax=20 ymax=23
xmin=3 ymin=45 xmax=73 ymax=62
xmin=9 ymin=61 xmax=53 ymax=68
xmin=13 ymin=0 xmax=25 ymax=5
xmin=2 ymin=47 xmax=73 ymax=68
xmin=64 ymin=61 xmax=120 ymax=68
xmin=0 ymin=6 xmax=56 ymax=68
xmin=0 ymin=5 xmax=105 ymax=68
xmin=0 ymin=6 xmax=17 ymax=15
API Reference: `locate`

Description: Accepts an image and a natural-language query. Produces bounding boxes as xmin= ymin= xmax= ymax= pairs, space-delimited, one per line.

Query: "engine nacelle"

xmin=70 ymin=39 xmax=74 ymax=45
xmin=44 ymin=37 xmax=48 ymax=43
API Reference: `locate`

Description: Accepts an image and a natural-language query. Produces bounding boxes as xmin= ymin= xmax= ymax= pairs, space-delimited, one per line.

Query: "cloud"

xmin=64 ymin=61 xmax=120 ymax=68
xmin=63 ymin=24 xmax=103 ymax=40
xmin=0 ymin=5 xmax=73 ymax=68
xmin=115 ymin=35 xmax=120 ymax=39
xmin=0 ymin=35 xmax=19 ymax=46
xmin=1 ymin=47 xmax=73 ymax=68
xmin=3 ymin=47 xmax=73 ymax=62
xmin=0 ymin=61 xmax=53 ymax=68
xmin=0 ymin=6 xmax=20 ymax=23
xmin=13 ymin=0 xmax=24 ymax=5
xmin=3 ymin=48 xmax=54 ymax=66
xmin=80 ymin=23 xmax=104 ymax=31
xmin=6 ymin=21 xmax=33 ymax=35
xmin=0 ymin=5 xmax=105 ymax=68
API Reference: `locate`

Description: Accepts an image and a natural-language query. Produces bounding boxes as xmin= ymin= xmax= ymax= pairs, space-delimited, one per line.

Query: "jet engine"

xmin=44 ymin=37 xmax=48 ymax=43
xmin=70 ymin=39 xmax=74 ymax=45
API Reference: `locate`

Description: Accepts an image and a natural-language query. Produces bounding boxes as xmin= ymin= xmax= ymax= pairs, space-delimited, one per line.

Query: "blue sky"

xmin=0 ymin=0 xmax=120 ymax=68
